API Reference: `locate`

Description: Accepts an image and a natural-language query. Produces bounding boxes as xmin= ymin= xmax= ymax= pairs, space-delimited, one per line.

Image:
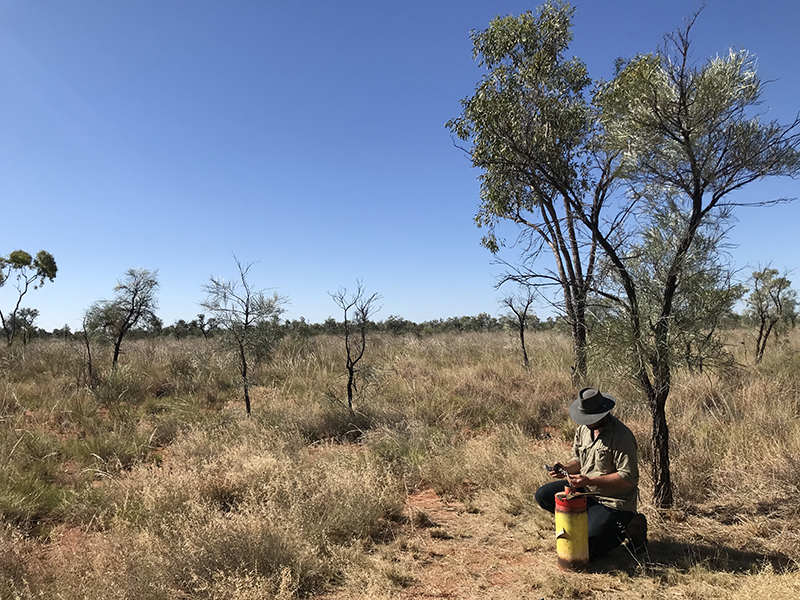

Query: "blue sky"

xmin=2 ymin=0 xmax=798 ymax=331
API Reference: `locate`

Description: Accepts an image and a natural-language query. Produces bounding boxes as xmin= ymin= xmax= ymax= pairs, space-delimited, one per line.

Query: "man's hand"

xmin=547 ymin=460 xmax=580 ymax=479
xmin=569 ymin=473 xmax=592 ymax=487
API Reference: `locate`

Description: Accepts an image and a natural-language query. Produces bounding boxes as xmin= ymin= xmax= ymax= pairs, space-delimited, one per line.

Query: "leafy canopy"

xmin=597 ymin=33 xmax=800 ymax=202
xmin=0 ymin=250 xmax=58 ymax=289
xmin=446 ymin=0 xmax=595 ymax=253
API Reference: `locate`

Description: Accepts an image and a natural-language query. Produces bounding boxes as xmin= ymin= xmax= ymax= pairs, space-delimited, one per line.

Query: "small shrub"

xmin=0 ymin=470 xmax=71 ymax=533
xmin=63 ymin=429 xmax=151 ymax=473
xmin=91 ymin=365 xmax=146 ymax=408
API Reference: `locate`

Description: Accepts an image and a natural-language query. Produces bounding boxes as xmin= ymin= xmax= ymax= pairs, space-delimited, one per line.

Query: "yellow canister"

xmin=554 ymin=488 xmax=589 ymax=571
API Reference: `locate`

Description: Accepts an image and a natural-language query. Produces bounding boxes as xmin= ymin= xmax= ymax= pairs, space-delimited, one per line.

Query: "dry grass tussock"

xmin=0 ymin=329 xmax=799 ymax=598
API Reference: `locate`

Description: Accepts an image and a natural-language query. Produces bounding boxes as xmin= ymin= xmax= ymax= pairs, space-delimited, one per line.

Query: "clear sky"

xmin=2 ymin=0 xmax=798 ymax=331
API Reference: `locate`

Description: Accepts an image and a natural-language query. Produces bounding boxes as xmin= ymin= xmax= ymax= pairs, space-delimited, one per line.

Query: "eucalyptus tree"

xmin=451 ymin=2 xmax=800 ymax=508
xmin=745 ymin=267 xmax=797 ymax=364
xmin=0 ymin=250 xmax=58 ymax=345
xmin=579 ymin=14 xmax=800 ymax=507
xmin=85 ymin=269 xmax=160 ymax=369
xmin=201 ymin=258 xmax=286 ymax=415
xmin=330 ymin=282 xmax=381 ymax=413
xmin=447 ymin=0 xmax=618 ymax=383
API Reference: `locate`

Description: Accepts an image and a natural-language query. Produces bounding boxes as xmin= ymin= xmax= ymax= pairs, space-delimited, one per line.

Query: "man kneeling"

xmin=536 ymin=388 xmax=645 ymax=561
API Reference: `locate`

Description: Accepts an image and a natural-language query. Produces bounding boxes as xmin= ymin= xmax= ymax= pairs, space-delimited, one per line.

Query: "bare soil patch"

xmin=318 ymin=487 xmax=800 ymax=600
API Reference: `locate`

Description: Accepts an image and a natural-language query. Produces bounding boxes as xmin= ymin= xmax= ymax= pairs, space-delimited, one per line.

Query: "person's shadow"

xmin=590 ymin=494 xmax=799 ymax=576
xmin=591 ymin=538 xmax=795 ymax=575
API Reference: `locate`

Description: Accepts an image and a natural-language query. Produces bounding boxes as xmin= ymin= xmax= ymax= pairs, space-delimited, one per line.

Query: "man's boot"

xmin=625 ymin=513 xmax=648 ymax=552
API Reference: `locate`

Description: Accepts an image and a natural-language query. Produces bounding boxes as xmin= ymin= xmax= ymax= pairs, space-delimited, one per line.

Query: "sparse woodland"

xmin=1 ymin=326 xmax=798 ymax=599
xmin=2 ymin=2 xmax=800 ymax=597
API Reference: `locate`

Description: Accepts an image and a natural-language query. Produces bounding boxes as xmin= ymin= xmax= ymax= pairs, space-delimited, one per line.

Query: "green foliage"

xmin=0 ymin=470 xmax=70 ymax=532
xmin=596 ymin=26 xmax=800 ymax=198
xmin=90 ymin=364 xmax=146 ymax=408
xmin=84 ymin=268 xmax=160 ymax=370
xmin=0 ymin=250 xmax=57 ymax=286
xmin=590 ymin=10 xmax=799 ymax=507
xmin=447 ymin=0 xmax=594 ymax=250
xmin=588 ymin=16 xmax=800 ymax=380
xmin=451 ymin=4 xmax=800 ymax=509
xmin=0 ymin=339 xmax=236 ymax=536
xmin=592 ymin=201 xmax=745 ymax=374
xmin=63 ymin=429 xmax=152 ymax=473
xmin=446 ymin=1 xmax=612 ymax=382
xmin=2 ymin=308 xmax=40 ymax=345
xmin=0 ymin=250 xmax=58 ymax=346
xmin=201 ymin=264 xmax=286 ymax=362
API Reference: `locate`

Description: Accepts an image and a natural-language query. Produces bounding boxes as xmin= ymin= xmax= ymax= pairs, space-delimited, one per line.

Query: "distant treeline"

xmin=41 ymin=312 xmax=545 ymax=342
xmin=36 ymin=309 xmax=757 ymax=343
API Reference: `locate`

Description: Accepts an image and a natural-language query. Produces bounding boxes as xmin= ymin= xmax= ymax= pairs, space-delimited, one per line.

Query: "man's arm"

xmin=569 ymin=472 xmax=634 ymax=491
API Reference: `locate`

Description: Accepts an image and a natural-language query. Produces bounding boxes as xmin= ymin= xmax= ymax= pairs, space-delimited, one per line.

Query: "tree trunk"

xmin=346 ymin=366 xmax=355 ymax=412
xmin=638 ymin=357 xmax=674 ymax=508
xmin=649 ymin=390 xmax=674 ymax=508
xmin=519 ymin=322 xmax=529 ymax=368
xmin=571 ymin=322 xmax=587 ymax=385
xmin=570 ymin=298 xmax=588 ymax=385
xmin=345 ymin=325 xmax=355 ymax=411
xmin=755 ymin=318 xmax=777 ymax=364
xmin=239 ymin=341 xmax=251 ymax=415
xmin=82 ymin=330 xmax=95 ymax=385
xmin=112 ymin=337 xmax=123 ymax=370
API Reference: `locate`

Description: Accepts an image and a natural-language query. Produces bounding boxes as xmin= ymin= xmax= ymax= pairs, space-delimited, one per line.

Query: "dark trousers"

xmin=535 ymin=480 xmax=634 ymax=562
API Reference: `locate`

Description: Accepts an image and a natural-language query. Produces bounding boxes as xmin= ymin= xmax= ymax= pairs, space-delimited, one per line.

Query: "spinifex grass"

xmin=0 ymin=328 xmax=798 ymax=599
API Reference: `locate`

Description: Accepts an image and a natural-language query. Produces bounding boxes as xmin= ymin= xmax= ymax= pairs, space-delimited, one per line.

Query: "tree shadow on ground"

xmin=591 ymin=538 xmax=796 ymax=576
xmin=689 ymin=496 xmax=798 ymax=525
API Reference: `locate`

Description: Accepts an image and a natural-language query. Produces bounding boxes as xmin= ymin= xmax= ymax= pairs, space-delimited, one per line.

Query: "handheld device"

xmin=545 ymin=464 xmax=570 ymax=479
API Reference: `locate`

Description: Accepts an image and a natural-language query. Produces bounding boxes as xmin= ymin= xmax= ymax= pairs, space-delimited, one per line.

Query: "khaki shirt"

xmin=569 ymin=415 xmax=639 ymax=512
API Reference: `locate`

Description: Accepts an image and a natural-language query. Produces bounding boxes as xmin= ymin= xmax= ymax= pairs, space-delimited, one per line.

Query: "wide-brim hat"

xmin=569 ymin=387 xmax=616 ymax=425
